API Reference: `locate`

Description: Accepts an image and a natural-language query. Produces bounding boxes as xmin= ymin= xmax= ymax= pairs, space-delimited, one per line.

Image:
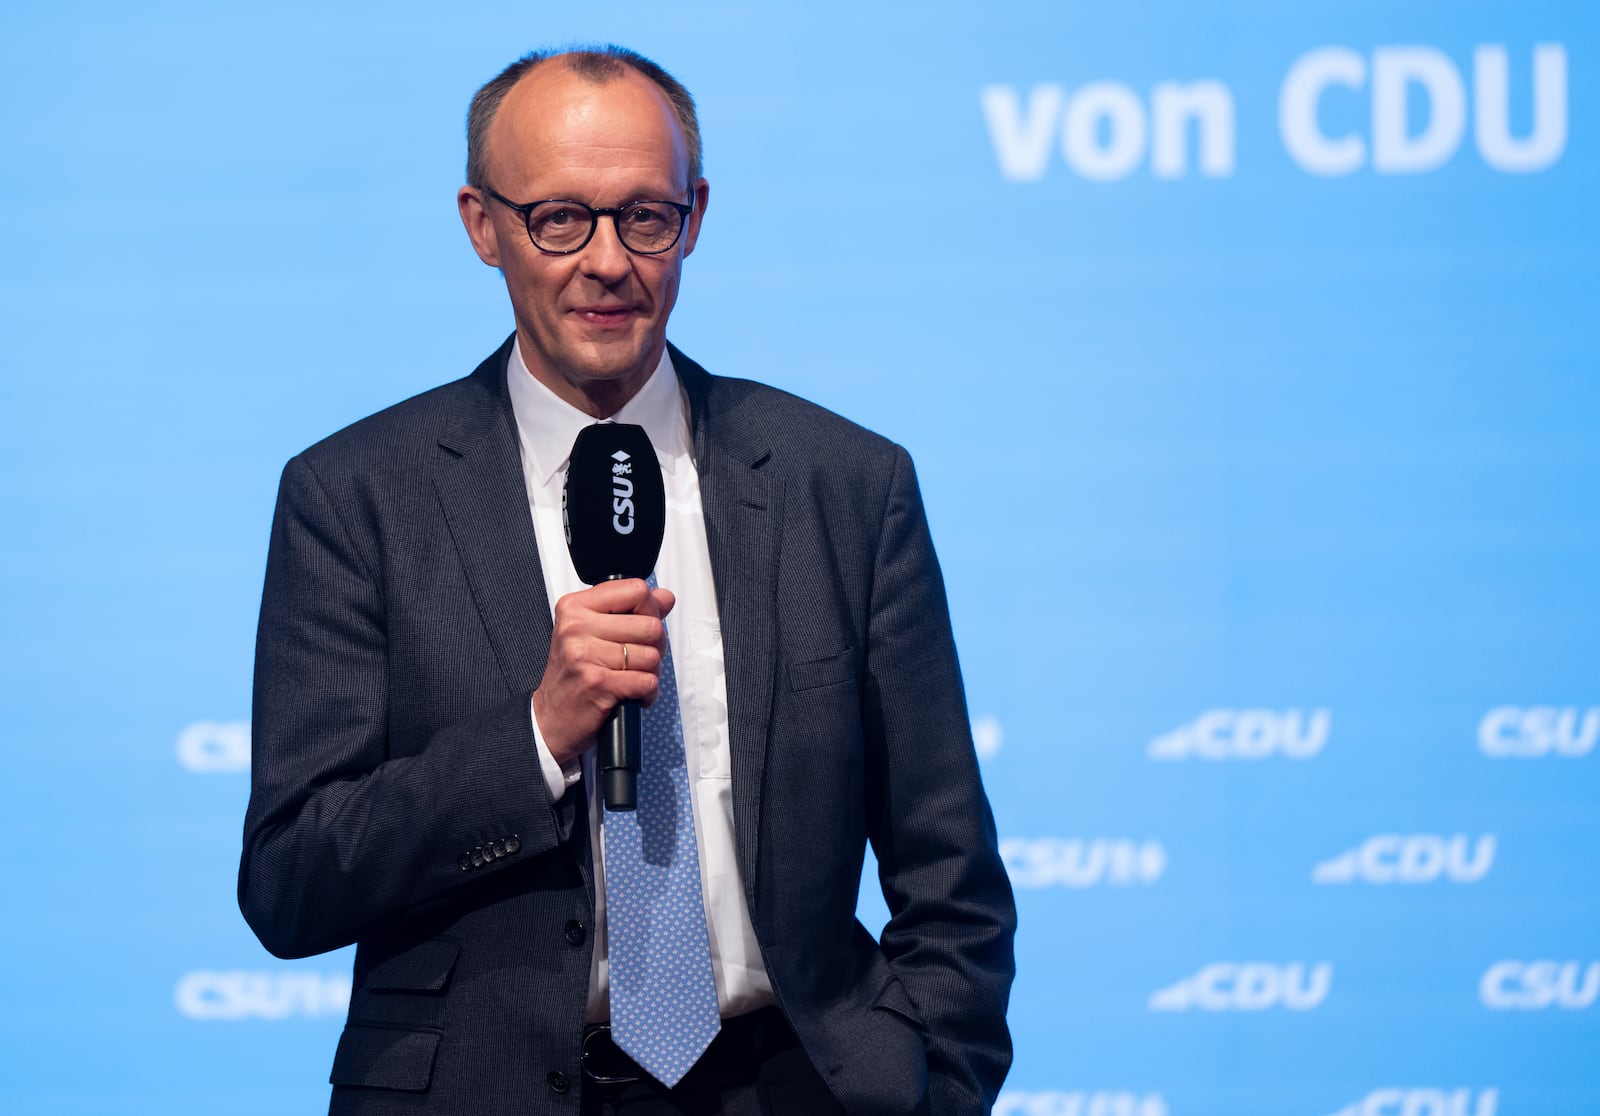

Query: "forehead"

xmin=488 ymin=64 xmax=689 ymax=197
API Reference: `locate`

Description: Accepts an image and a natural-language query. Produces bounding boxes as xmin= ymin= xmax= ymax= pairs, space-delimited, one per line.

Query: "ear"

xmin=458 ymin=186 xmax=503 ymax=268
xmin=679 ymin=179 xmax=710 ymax=259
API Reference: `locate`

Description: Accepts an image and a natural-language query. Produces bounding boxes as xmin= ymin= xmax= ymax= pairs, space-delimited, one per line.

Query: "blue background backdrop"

xmin=2 ymin=3 xmax=1596 ymax=1113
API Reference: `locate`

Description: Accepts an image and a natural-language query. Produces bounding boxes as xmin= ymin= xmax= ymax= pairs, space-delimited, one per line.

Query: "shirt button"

xmin=505 ymin=834 xmax=521 ymax=854
xmin=457 ymin=853 xmax=472 ymax=872
xmin=564 ymin=919 xmax=586 ymax=946
xmin=547 ymin=1069 xmax=570 ymax=1094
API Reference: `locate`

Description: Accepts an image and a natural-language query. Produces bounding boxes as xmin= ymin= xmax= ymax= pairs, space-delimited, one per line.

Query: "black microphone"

xmin=562 ymin=422 xmax=667 ymax=811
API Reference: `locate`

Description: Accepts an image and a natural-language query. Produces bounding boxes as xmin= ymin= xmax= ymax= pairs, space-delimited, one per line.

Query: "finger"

xmin=575 ymin=636 xmax=662 ymax=677
xmin=561 ymin=578 xmax=653 ymax=615
xmin=599 ymin=666 xmax=661 ymax=705
xmin=609 ymin=639 xmax=662 ymax=674
xmin=579 ymin=612 xmax=667 ymax=649
xmin=647 ymin=587 xmax=675 ymax=619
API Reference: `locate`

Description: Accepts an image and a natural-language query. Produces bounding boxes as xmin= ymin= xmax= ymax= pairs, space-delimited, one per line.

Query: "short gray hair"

xmin=465 ymin=46 xmax=703 ymax=193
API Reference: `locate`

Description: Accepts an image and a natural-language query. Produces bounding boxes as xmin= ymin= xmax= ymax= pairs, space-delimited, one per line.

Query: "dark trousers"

xmin=579 ymin=1007 xmax=845 ymax=1116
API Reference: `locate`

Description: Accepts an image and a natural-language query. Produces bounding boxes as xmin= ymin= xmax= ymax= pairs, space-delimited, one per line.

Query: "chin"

xmin=577 ymin=354 xmax=646 ymax=382
xmin=578 ymin=339 xmax=659 ymax=381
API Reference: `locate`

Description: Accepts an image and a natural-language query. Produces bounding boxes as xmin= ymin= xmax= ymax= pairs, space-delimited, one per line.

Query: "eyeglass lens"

xmin=527 ymin=201 xmax=684 ymax=254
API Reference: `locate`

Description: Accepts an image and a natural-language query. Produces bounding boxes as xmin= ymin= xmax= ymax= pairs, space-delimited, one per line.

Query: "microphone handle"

xmin=599 ymin=700 xmax=641 ymax=811
xmin=599 ymin=574 xmax=642 ymax=811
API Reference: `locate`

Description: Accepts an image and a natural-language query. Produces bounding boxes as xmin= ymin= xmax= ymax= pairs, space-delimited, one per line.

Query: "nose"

xmin=578 ymin=212 xmax=633 ymax=284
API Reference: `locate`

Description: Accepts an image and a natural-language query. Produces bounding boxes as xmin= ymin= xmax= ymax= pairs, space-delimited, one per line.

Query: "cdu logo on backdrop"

xmin=1148 ymin=962 xmax=1332 ymax=1012
xmin=1312 ymin=835 xmax=1495 ymax=885
xmin=1148 ymin=708 xmax=1329 ymax=761
xmin=1325 ymin=1090 xmax=1498 ymax=1116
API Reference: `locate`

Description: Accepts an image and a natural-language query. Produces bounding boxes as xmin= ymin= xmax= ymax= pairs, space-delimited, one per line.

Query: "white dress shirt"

xmin=506 ymin=339 xmax=774 ymax=1023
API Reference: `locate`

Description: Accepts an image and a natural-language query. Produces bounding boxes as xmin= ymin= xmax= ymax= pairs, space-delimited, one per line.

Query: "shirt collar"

xmin=506 ymin=338 xmax=691 ymax=486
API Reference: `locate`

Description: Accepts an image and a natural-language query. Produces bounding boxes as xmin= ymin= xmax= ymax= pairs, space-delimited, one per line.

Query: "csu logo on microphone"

xmin=1148 ymin=962 xmax=1331 ymax=1012
xmin=1148 ymin=708 xmax=1329 ymax=761
xmin=1480 ymin=961 xmax=1600 ymax=1010
xmin=1325 ymin=1089 xmax=1498 ymax=1116
xmin=1478 ymin=706 xmax=1597 ymax=757
xmin=610 ymin=450 xmax=635 ymax=534
xmin=1312 ymin=834 xmax=1495 ymax=885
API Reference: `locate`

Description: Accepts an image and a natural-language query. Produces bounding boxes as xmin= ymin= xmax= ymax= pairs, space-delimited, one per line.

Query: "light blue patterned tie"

xmin=603 ymin=573 xmax=720 ymax=1086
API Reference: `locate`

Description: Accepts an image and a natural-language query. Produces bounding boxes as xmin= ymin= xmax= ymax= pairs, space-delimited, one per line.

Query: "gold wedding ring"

xmin=621 ymin=643 xmax=630 ymax=670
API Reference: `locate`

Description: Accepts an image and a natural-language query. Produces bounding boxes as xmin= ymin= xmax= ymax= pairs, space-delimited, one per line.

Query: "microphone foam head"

xmin=563 ymin=423 xmax=666 ymax=585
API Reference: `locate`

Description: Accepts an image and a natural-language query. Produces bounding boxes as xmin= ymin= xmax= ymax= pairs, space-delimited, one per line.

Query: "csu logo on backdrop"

xmin=175 ymin=970 xmax=351 ymax=1020
xmin=1000 ymin=838 xmax=1165 ymax=889
xmin=1148 ymin=962 xmax=1331 ymax=1012
xmin=1480 ymin=961 xmax=1599 ymax=1010
xmin=176 ymin=721 xmax=250 ymax=773
xmin=1148 ymin=708 xmax=1329 ymax=761
xmin=1312 ymin=835 xmax=1495 ymax=885
xmin=1477 ymin=706 xmax=1597 ymax=757
xmin=1326 ymin=1090 xmax=1498 ymax=1116
xmin=995 ymin=1093 xmax=1167 ymax=1116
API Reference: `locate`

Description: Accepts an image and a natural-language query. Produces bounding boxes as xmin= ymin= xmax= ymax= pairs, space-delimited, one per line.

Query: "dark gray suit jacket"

xmin=239 ymin=339 xmax=1015 ymax=1115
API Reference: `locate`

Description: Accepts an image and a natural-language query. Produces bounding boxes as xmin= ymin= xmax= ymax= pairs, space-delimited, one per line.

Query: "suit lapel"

xmin=431 ymin=341 xmax=593 ymax=885
xmin=432 ymin=338 xmax=554 ymax=695
xmin=674 ymin=346 xmax=781 ymax=896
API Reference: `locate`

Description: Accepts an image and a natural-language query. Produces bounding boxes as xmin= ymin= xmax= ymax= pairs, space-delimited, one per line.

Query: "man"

xmin=239 ymin=45 xmax=1015 ymax=1116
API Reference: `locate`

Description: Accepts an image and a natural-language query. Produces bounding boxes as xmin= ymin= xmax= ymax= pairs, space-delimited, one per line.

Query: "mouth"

xmin=572 ymin=305 xmax=639 ymax=329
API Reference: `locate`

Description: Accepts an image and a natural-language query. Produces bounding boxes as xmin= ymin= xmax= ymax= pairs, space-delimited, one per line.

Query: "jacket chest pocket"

xmin=788 ymin=646 xmax=856 ymax=693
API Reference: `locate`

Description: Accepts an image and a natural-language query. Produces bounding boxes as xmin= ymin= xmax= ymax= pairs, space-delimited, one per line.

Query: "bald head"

xmin=465 ymin=46 xmax=703 ymax=193
xmin=454 ymin=47 xmax=710 ymax=418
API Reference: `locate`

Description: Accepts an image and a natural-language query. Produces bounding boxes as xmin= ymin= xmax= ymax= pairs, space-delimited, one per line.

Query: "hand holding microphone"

xmin=531 ymin=579 xmax=671 ymax=765
xmin=530 ymin=422 xmax=667 ymax=810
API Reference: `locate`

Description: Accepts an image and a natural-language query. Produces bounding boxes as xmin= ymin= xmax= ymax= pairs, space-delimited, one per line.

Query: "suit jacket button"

xmin=505 ymin=834 xmax=521 ymax=854
xmin=547 ymin=1069 xmax=570 ymax=1094
xmin=493 ymin=837 xmax=508 ymax=856
xmin=457 ymin=853 xmax=472 ymax=872
xmin=471 ymin=846 xmax=484 ymax=867
xmin=564 ymin=919 xmax=586 ymax=946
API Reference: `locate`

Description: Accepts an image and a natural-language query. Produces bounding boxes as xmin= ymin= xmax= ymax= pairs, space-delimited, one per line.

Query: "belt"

xmin=581 ymin=1005 xmax=798 ymax=1086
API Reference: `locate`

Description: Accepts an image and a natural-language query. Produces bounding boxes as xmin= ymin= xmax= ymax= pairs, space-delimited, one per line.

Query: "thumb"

xmin=650 ymin=587 xmax=676 ymax=619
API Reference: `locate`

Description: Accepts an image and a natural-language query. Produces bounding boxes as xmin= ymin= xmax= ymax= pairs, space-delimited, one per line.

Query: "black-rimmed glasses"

xmin=483 ymin=187 xmax=694 ymax=256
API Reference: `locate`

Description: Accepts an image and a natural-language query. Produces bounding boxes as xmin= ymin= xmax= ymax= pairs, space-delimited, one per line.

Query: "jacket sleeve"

xmin=863 ymin=445 xmax=1018 ymax=1114
xmin=237 ymin=453 xmax=567 ymax=960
